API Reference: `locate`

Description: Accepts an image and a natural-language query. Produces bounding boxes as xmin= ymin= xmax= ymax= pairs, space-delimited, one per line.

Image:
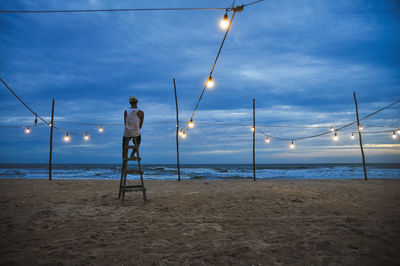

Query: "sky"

xmin=0 ymin=0 xmax=399 ymax=164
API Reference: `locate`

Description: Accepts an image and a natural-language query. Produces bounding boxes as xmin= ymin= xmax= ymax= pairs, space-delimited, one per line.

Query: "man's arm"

xmin=137 ymin=110 xmax=144 ymax=129
xmin=124 ymin=110 xmax=127 ymax=126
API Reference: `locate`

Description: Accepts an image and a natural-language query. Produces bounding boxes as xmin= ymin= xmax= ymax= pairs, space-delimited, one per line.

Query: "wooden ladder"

xmin=119 ymin=144 xmax=147 ymax=202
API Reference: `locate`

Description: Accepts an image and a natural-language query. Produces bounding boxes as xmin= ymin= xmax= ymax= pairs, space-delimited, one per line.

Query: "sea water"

xmin=0 ymin=163 xmax=399 ymax=180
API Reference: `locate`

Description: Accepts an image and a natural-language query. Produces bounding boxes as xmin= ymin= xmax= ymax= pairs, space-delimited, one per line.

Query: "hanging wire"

xmin=56 ymin=121 xmax=178 ymax=126
xmin=0 ymin=7 xmax=227 ymax=14
xmin=256 ymin=98 xmax=400 ymax=142
xmin=0 ymin=78 xmax=92 ymax=136
xmin=0 ymin=1 xmax=263 ymax=14
xmin=341 ymin=129 xmax=395 ymax=134
xmin=0 ymin=78 xmax=50 ymax=126
xmin=0 ymin=122 xmax=46 ymax=128
xmin=359 ymin=99 xmax=400 ymax=121
xmin=183 ymin=7 xmax=240 ymax=131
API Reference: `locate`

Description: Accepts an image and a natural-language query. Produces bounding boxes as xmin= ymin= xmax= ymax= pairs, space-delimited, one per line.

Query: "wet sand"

xmin=1 ymin=178 xmax=399 ymax=265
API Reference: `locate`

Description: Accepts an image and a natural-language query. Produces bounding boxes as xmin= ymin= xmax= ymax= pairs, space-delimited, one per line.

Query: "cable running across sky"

xmin=0 ymin=1 xmax=262 ymax=14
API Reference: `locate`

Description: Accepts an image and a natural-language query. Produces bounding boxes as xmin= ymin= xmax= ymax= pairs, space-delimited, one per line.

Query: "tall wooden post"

xmin=173 ymin=79 xmax=181 ymax=181
xmin=253 ymin=98 xmax=256 ymax=181
xmin=49 ymin=99 xmax=55 ymax=180
xmin=353 ymin=92 xmax=367 ymax=181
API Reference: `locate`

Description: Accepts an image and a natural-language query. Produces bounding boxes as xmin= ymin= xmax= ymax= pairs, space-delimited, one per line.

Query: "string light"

xmin=290 ymin=141 xmax=295 ymax=149
xmin=393 ymin=132 xmax=397 ymax=139
xmin=220 ymin=11 xmax=229 ymax=29
xmin=64 ymin=133 xmax=70 ymax=142
xmin=333 ymin=132 xmax=339 ymax=141
xmin=330 ymin=126 xmax=334 ymax=132
xmin=25 ymin=127 xmax=31 ymax=134
xmin=188 ymin=118 xmax=194 ymax=128
xmin=182 ymin=130 xmax=186 ymax=138
xmin=34 ymin=116 xmax=37 ymax=127
xmin=359 ymin=125 xmax=363 ymax=131
xmin=397 ymin=128 xmax=400 ymax=135
xmin=251 ymin=126 xmax=255 ymax=132
xmin=265 ymin=137 xmax=270 ymax=143
xmin=84 ymin=132 xmax=89 ymax=141
xmin=98 ymin=126 xmax=104 ymax=133
xmin=49 ymin=123 xmax=52 ymax=127
xmin=351 ymin=133 xmax=355 ymax=139
xmin=206 ymin=76 xmax=214 ymax=89
xmin=178 ymin=129 xmax=183 ymax=136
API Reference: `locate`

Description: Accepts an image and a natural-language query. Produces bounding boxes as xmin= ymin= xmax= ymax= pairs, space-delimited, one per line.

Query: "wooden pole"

xmin=48 ymin=99 xmax=55 ymax=180
xmin=253 ymin=98 xmax=256 ymax=181
xmin=173 ymin=79 xmax=181 ymax=182
xmin=353 ymin=92 xmax=368 ymax=181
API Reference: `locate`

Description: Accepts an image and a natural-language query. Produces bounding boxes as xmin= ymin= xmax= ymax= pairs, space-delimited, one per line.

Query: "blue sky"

xmin=0 ymin=0 xmax=399 ymax=164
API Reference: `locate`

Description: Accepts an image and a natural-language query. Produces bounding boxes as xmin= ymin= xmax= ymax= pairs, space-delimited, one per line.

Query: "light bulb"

xmin=397 ymin=128 xmax=400 ymax=135
xmin=188 ymin=118 xmax=194 ymax=128
xmin=251 ymin=126 xmax=255 ymax=132
xmin=179 ymin=129 xmax=183 ymax=136
xmin=393 ymin=132 xmax=397 ymax=139
xmin=359 ymin=125 xmax=363 ymax=131
xmin=351 ymin=133 xmax=355 ymax=139
xmin=84 ymin=133 xmax=89 ymax=141
xmin=98 ymin=126 xmax=104 ymax=133
xmin=330 ymin=126 xmax=334 ymax=132
xmin=64 ymin=133 xmax=70 ymax=142
xmin=219 ymin=12 xmax=229 ymax=29
xmin=265 ymin=137 xmax=270 ymax=144
xmin=49 ymin=123 xmax=52 ymax=127
xmin=290 ymin=141 xmax=295 ymax=149
xmin=182 ymin=131 xmax=186 ymax=138
xmin=206 ymin=76 xmax=214 ymax=88
xmin=333 ymin=132 xmax=338 ymax=141
xmin=25 ymin=127 xmax=31 ymax=134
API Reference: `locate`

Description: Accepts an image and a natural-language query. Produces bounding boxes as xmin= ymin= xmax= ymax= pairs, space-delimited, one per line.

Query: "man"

xmin=123 ymin=96 xmax=144 ymax=160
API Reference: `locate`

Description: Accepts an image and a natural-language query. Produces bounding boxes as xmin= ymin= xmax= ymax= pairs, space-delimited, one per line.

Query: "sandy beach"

xmin=1 ymin=178 xmax=399 ymax=265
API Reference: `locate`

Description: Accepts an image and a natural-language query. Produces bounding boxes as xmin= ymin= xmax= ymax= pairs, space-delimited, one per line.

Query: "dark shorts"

xmin=122 ymin=135 xmax=141 ymax=148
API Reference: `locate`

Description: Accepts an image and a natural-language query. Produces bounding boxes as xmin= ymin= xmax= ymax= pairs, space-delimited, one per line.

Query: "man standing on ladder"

xmin=123 ymin=96 xmax=144 ymax=160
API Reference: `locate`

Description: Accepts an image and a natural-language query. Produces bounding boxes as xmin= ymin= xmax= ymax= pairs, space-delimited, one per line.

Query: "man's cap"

xmin=129 ymin=96 xmax=138 ymax=103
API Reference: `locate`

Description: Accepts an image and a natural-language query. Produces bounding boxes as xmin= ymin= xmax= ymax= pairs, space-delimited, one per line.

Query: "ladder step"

xmin=124 ymin=170 xmax=143 ymax=175
xmin=122 ymin=188 xmax=145 ymax=192
xmin=125 ymin=185 xmax=144 ymax=189
xmin=127 ymin=145 xmax=138 ymax=149
xmin=125 ymin=157 xmax=141 ymax=161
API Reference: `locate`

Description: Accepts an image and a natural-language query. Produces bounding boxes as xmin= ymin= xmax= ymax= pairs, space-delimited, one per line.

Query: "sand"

xmin=0 ymin=178 xmax=399 ymax=265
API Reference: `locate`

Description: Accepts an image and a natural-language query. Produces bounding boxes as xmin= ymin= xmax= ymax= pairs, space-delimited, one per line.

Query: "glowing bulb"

xmin=84 ymin=133 xmax=89 ymax=141
xmin=397 ymin=128 xmax=400 ymax=135
xmin=393 ymin=132 xmax=397 ymax=139
xmin=219 ymin=12 xmax=229 ymax=29
xmin=64 ymin=133 xmax=70 ymax=142
xmin=330 ymin=126 xmax=334 ymax=132
xmin=188 ymin=118 xmax=194 ymax=128
xmin=182 ymin=131 xmax=186 ymax=138
xmin=359 ymin=125 xmax=363 ymax=131
xmin=333 ymin=132 xmax=338 ymax=141
xmin=251 ymin=126 xmax=255 ymax=132
xmin=178 ymin=129 xmax=183 ymax=136
xmin=206 ymin=76 xmax=214 ymax=88
xmin=25 ymin=127 xmax=31 ymax=134
xmin=98 ymin=126 xmax=104 ymax=133
xmin=265 ymin=137 xmax=270 ymax=144
xmin=351 ymin=133 xmax=355 ymax=139
xmin=290 ymin=141 xmax=295 ymax=149
xmin=49 ymin=123 xmax=52 ymax=127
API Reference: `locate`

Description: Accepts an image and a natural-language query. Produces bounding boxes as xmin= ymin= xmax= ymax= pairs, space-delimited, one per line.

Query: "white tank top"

xmin=123 ymin=108 xmax=141 ymax=137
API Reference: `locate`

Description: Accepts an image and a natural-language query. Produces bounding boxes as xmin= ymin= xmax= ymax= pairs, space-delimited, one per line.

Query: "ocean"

xmin=0 ymin=163 xmax=399 ymax=180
